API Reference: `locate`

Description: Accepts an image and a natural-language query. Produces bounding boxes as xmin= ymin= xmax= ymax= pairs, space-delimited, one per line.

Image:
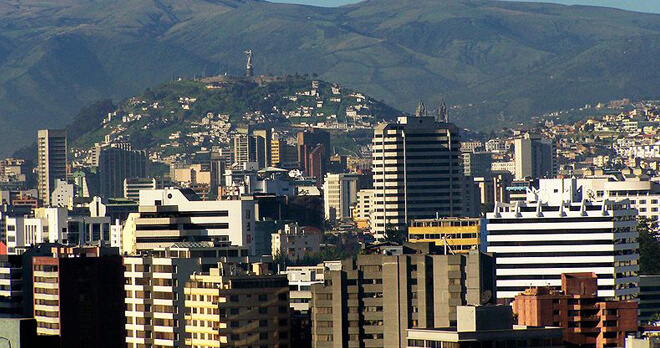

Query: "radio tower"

xmin=245 ymin=50 xmax=253 ymax=78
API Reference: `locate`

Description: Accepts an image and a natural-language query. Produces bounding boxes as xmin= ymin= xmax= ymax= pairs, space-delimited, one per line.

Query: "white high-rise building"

xmin=322 ymin=173 xmax=359 ymax=223
xmin=371 ymin=115 xmax=464 ymax=236
xmin=122 ymin=188 xmax=256 ymax=255
xmin=486 ymin=179 xmax=639 ymax=301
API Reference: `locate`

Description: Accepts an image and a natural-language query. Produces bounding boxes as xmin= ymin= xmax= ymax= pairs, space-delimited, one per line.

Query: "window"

xmin=279 ymin=319 xmax=288 ymax=326
xmin=259 ymin=307 xmax=268 ymax=314
xmin=260 ymin=320 xmax=268 ymax=327
xmin=230 ymin=295 xmax=239 ymax=302
xmin=259 ymin=294 xmax=267 ymax=301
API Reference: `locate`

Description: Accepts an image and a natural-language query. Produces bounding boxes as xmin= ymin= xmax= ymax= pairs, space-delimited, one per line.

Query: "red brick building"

xmin=513 ymin=273 xmax=638 ymax=348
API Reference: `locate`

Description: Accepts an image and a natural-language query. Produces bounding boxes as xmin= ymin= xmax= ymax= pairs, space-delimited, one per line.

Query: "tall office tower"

xmin=37 ymin=129 xmax=67 ymax=205
xmin=514 ymin=133 xmax=557 ymax=179
xmin=32 ymin=246 xmax=124 ymax=348
xmin=233 ymin=134 xmax=267 ymax=169
xmin=210 ymin=151 xmax=225 ymax=198
xmin=122 ymin=188 xmax=256 ymax=255
xmin=308 ymin=144 xmax=326 ymax=187
xmin=310 ymin=244 xmax=495 ymax=348
xmin=297 ymin=128 xmax=330 ymax=175
xmin=371 ymin=115 xmax=464 ymax=236
xmin=98 ymin=145 xmax=148 ymax=198
xmin=184 ymin=265 xmax=290 ymax=348
xmin=486 ymin=179 xmax=639 ymax=302
xmin=322 ymin=173 xmax=359 ymax=223
xmin=254 ymin=129 xmax=272 ymax=167
xmin=124 ymin=242 xmax=251 ymax=348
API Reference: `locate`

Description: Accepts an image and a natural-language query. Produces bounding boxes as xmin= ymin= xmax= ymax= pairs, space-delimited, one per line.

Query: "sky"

xmin=268 ymin=0 xmax=660 ymax=14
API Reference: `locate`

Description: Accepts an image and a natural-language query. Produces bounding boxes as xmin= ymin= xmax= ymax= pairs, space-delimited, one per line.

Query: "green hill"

xmin=2 ymin=0 xmax=660 ymax=154
xmin=69 ymin=76 xmax=401 ymax=156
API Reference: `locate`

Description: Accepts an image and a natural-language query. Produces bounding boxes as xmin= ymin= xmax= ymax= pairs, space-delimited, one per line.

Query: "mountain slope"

xmin=2 ymin=0 xmax=660 ymax=154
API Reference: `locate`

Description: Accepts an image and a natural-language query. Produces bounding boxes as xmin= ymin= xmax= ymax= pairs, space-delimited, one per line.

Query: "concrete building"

xmin=513 ymin=273 xmax=638 ymax=348
xmin=6 ymin=207 xmax=67 ymax=254
xmin=37 ymin=129 xmax=67 ymax=205
xmin=122 ymin=188 xmax=256 ymax=254
xmin=123 ymin=177 xmax=157 ymax=201
xmin=640 ymin=275 xmax=660 ymax=324
xmin=323 ymin=173 xmax=359 ymax=223
xmin=371 ymin=116 xmax=464 ymax=236
xmin=184 ymin=264 xmax=290 ymax=348
xmin=408 ymin=217 xmax=486 ymax=254
xmin=32 ymin=246 xmax=124 ymax=348
xmin=281 ymin=262 xmax=341 ymax=313
xmin=271 ymin=223 xmax=323 ymax=261
xmin=310 ymin=244 xmax=495 ymax=348
xmin=514 ymin=133 xmax=557 ymax=179
xmin=98 ymin=145 xmax=148 ymax=198
xmin=50 ymin=179 xmax=74 ymax=208
xmin=124 ymin=241 xmax=251 ymax=348
xmin=353 ymin=189 xmax=375 ymax=229
xmin=487 ymin=179 xmax=639 ymax=301
xmin=406 ymin=305 xmax=563 ymax=348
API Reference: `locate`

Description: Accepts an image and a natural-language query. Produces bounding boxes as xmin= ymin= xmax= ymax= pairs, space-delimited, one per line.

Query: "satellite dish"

xmin=480 ymin=290 xmax=492 ymax=305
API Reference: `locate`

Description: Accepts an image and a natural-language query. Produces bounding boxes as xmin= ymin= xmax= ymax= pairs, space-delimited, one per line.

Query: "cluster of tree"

xmin=638 ymin=217 xmax=660 ymax=274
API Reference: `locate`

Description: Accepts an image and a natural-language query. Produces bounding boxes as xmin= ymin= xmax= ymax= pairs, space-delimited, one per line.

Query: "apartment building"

xmin=271 ymin=223 xmax=323 ymax=261
xmin=514 ymin=133 xmax=557 ymax=179
xmin=281 ymin=262 xmax=342 ymax=313
xmin=184 ymin=265 xmax=290 ymax=348
xmin=310 ymin=243 xmax=495 ymax=348
xmin=408 ymin=217 xmax=486 ymax=254
xmin=487 ymin=179 xmax=639 ymax=301
xmin=122 ymin=188 xmax=256 ymax=254
xmin=322 ymin=173 xmax=359 ymax=223
xmin=32 ymin=246 xmax=124 ymax=348
xmin=124 ymin=241 xmax=251 ymax=348
xmin=513 ymin=273 xmax=638 ymax=348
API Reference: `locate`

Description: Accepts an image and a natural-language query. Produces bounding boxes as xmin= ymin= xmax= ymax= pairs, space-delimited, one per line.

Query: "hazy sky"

xmin=268 ymin=0 xmax=660 ymax=14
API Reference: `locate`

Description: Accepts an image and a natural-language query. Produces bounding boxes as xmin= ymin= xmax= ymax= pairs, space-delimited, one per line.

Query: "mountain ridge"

xmin=2 ymin=0 xmax=660 ymax=154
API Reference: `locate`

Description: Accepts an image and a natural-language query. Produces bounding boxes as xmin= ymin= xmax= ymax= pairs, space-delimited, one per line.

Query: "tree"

xmin=383 ymin=223 xmax=407 ymax=245
xmin=638 ymin=217 xmax=660 ymax=274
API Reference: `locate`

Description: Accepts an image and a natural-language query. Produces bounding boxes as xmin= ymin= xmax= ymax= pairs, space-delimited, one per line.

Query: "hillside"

xmin=68 ymin=76 xmax=400 ymax=162
xmin=3 ymin=0 xmax=660 ymax=154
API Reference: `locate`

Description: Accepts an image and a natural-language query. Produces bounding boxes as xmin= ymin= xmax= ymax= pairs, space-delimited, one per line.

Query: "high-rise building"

xmin=322 ymin=173 xmax=359 ymax=223
xmin=297 ymin=129 xmax=330 ymax=176
xmin=184 ymin=264 xmax=290 ymax=348
xmin=32 ymin=246 xmax=124 ymax=348
xmin=37 ymin=129 xmax=67 ymax=205
xmin=514 ymin=133 xmax=557 ymax=179
xmin=124 ymin=241 xmax=251 ymax=348
xmin=513 ymin=273 xmax=638 ymax=348
xmin=462 ymin=151 xmax=493 ymax=178
xmin=371 ymin=115 xmax=464 ymax=236
xmin=121 ymin=188 xmax=256 ymax=254
xmin=98 ymin=145 xmax=148 ymax=198
xmin=254 ymin=129 xmax=272 ymax=167
xmin=310 ymin=244 xmax=495 ymax=348
xmin=486 ymin=179 xmax=639 ymax=301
